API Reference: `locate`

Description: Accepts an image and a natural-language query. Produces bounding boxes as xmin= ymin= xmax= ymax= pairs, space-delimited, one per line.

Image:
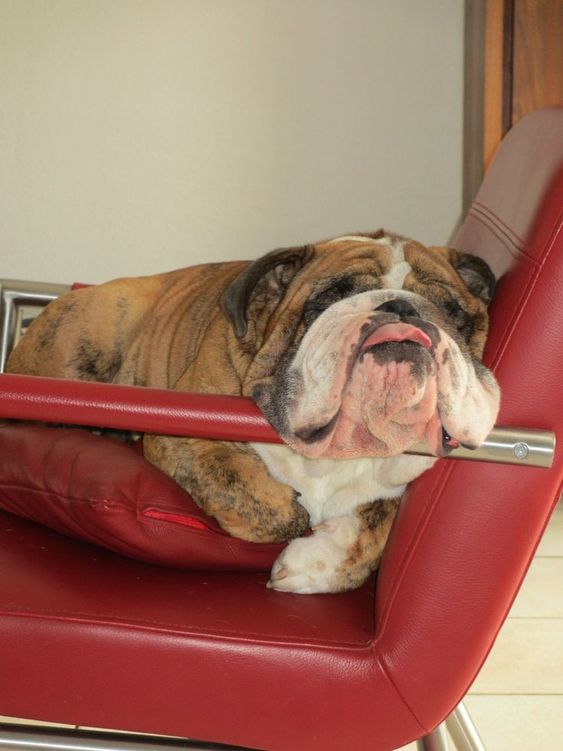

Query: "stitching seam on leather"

xmin=472 ymin=201 xmax=525 ymax=246
xmin=374 ymin=201 xmax=562 ymax=719
xmin=376 ymin=215 xmax=562 ymax=611
xmin=489 ymin=216 xmax=563 ymax=368
xmin=465 ymin=211 xmax=526 ymax=263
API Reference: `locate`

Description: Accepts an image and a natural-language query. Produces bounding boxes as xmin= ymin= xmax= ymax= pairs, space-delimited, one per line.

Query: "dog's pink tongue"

xmin=362 ymin=323 xmax=432 ymax=351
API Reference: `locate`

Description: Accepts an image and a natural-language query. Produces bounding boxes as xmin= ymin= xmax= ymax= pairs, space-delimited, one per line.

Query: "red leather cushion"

xmin=0 ymin=423 xmax=283 ymax=570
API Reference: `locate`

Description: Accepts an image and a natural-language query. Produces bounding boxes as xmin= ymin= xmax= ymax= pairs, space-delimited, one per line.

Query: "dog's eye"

xmin=444 ymin=299 xmax=473 ymax=340
xmin=302 ymin=279 xmax=356 ymax=327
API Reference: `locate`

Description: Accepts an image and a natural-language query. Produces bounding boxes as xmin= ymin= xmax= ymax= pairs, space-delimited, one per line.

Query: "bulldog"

xmin=7 ymin=230 xmax=500 ymax=594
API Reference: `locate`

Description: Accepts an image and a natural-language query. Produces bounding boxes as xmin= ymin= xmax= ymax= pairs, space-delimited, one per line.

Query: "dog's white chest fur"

xmin=252 ymin=442 xmax=436 ymax=526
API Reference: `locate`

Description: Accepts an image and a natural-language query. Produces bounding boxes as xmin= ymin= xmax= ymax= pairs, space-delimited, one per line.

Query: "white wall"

xmin=0 ymin=0 xmax=464 ymax=285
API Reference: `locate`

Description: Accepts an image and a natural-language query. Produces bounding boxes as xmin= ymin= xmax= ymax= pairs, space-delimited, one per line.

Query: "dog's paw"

xmin=267 ymin=517 xmax=361 ymax=594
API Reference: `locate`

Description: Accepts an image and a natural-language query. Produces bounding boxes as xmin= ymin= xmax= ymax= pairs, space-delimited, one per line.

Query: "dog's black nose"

xmin=375 ymin=299 xmax=419 ymax=318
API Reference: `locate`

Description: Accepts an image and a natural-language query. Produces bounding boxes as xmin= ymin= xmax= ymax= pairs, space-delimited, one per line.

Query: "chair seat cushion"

xmin=0 ymin=508 xmax=416 ymax=751
xmin=0 ymin=423 xmax=284 ymax=570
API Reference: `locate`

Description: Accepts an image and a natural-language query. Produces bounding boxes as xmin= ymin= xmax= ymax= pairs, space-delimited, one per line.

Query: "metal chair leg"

xmin=445 ymin=701 xmax=486 ymax=751
xmin=416 ymin=722 xmax=449 ymax=750
xmin=416 ymin=700 xmax=486 ymax=751
xmin=0 ymin=724 xmax=245 ymax=751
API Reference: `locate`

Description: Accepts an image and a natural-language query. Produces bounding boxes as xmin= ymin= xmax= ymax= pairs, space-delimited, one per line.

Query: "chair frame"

xmin=0 ymin=701 xmax=485 ymax=751
xmin=0 ymin=281 xmax=494 ymax=751
xmin=0 ymin=279 xmax=70 ymax=373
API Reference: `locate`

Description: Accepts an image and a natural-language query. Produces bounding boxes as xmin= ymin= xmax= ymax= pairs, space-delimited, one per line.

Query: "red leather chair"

xmin=0 ymin=107 xmax=562 ymax=751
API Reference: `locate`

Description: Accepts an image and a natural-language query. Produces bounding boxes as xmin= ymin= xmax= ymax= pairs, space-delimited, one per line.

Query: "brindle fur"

xmin=150 ymin=437 xmax=310 ymax=543
xmin=7 ymin=232 xmax=494 ymax=569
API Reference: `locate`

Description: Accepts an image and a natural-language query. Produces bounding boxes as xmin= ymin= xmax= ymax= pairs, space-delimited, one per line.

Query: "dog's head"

xmin=223 ymin=231 xmax=500 ymax=459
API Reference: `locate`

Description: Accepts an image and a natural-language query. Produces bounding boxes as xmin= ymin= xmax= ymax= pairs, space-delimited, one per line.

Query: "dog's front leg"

xmin=144 ymin=435 xmax=310 ymax=544
xmin=268 ymin=497 xmax=400 ymax=594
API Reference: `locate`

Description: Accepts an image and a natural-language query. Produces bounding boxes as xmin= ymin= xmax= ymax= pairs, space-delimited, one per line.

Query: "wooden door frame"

xmin=483 ymin=0 xmax=514 ymax=171
xmin=463 ymin=0 xmax=486 ymax=215
xmin=463 ymin=0 xmax=514 ymax=213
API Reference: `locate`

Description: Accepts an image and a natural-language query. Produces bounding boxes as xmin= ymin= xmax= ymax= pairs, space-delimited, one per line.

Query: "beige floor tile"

xmin=470 ymin=618 xmax=563 ymax=694
xmin=509 ymin=557 xmax=563 ymax=618
xmin=536 ymin=504 xmax=563 ymax=557
xmin=0 ymin=715 xmax=76 ymax=729
xmin=78 ymin=725 xmax=181 ymax=738
xmin=464 ymin=695 xmax=563 ymax=751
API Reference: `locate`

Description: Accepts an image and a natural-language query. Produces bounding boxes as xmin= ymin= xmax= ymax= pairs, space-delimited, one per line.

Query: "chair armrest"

xmin=0 ymin=372 xmax=554 ymax=466
xmin=0 ymin=372 xmax=278 ymax=444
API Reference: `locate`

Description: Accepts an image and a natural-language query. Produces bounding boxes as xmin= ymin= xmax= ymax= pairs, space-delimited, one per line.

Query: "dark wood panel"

xmin=463 ymin=0 xmax=486 ymax=213
xmin=512 ymin=0 xmax=563 ymax=124
xmin=483 ymin=0 xmax=506 ymax=171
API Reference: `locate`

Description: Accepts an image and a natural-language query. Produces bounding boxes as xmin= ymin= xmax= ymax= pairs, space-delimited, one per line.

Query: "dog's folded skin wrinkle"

xmin=294 ymin=412 xmax=341 ymax=445
xmin=6 ymin=230 xmax=500 ymax=594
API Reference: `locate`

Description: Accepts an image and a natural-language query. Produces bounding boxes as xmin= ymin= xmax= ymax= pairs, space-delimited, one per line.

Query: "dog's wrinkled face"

xmin=223 ymin=231 xmax=500 ymax=460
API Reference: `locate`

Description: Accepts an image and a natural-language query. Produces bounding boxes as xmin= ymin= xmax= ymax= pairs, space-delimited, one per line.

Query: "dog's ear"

xmin=222 ymin=245 xmax=315 ymax=338
xmin=453 ymin=252 xmax=496 ymax=305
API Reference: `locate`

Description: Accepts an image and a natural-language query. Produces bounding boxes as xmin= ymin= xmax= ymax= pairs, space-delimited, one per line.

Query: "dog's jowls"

xmin=7 ymin=231 xmax=500 ymax=594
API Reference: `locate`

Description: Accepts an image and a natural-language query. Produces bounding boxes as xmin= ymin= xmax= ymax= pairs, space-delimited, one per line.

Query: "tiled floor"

xmin=1 ymin=505 xmax=562 ymax=750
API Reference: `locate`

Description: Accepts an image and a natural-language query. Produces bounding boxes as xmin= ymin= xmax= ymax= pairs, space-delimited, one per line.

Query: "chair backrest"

xmin=374 ymin=106 xmax=563 ymax=730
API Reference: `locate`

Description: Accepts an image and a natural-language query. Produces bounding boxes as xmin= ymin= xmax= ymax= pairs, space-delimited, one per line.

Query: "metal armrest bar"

xmin=0 ymin=724 xmax=250 ymax=751
xmin=0 ymin=279 xmax=71 ymax=373
xmin=408 ymin=426 xmax=555 ymax=468
xmin=0 ymin=373 xmax=554 ymax=468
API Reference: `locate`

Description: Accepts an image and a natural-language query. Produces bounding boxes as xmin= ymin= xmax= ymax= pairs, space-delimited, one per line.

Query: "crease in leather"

xmin=0 ymin=486 xmax=182 ymax=558
xmin=374 ymin=650 xmax=430 ymax=735
xmin=375 ymin=461 xmax=455 ymax=634
xmin=0 ymin=609 xmax=375 ymax=650
xmin=0 ymin=482 xmax=204 ymax=525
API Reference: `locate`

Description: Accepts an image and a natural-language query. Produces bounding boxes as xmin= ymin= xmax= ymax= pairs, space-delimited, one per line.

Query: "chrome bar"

xmin=417 ymin=722 xmax=450 ymax=750
xmin=0 ymin=279 xmax=70 ymax=373
xmin=446 ymin=702 xmax=487 ymax=751
xmin=0 ymin=724 xmax=249 ymax=751
xmin=408 ymin=426 xmax=556 ymax=469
